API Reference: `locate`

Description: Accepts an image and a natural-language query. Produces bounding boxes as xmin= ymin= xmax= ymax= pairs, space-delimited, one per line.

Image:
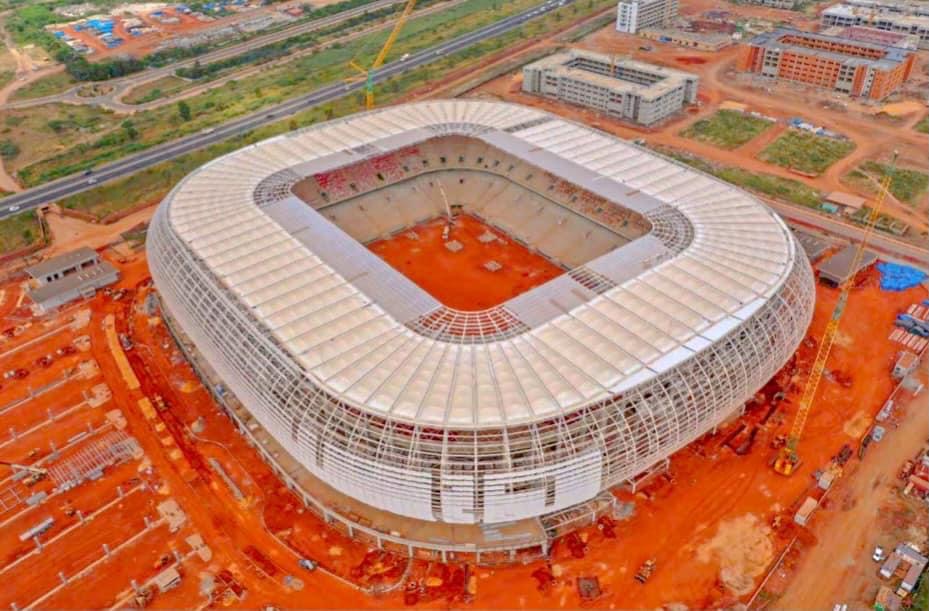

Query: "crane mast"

xmin=773 ymin=152 xmax=897 ymax=476
xmin=349 ymin=0 xmax=417 ymax=110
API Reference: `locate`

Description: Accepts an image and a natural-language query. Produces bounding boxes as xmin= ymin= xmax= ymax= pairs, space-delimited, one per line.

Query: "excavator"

xmin=348 ymin=0 xmax=417 ymax=110
xmin=0 ymin=460 xmax=48 ymax=485
xmin=773 ymin=152 xmax=898 ymax=476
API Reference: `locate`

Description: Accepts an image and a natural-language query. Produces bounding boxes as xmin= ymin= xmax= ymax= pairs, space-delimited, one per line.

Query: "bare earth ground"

xmin=775 ymin=379 xmax=929 ymax=610
xmin=42 ymin=206 xmax=155 ymax=257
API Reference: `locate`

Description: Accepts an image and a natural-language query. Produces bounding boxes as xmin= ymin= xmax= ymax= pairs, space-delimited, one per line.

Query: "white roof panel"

xmin=165 ymin=100 xmax=796 ymax=428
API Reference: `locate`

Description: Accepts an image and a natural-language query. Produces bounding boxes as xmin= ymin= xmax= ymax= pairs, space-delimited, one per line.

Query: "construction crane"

xmin=348 ymin=0 xmax=417 ymax=110
xmin=773 ymin=152 xmax=898 ymax=476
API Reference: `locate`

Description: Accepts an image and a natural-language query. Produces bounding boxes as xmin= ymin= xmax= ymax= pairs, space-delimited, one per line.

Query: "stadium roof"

xmin=165 ymin=100 xmax=799 ymax=428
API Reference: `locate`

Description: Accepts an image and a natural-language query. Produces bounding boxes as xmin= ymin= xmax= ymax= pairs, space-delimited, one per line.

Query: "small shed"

xmin=824 ymin=191 xmax=866 ymax=215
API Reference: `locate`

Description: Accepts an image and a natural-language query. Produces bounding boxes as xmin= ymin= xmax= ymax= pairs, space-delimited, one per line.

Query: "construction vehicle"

xmin=773 ymin=152 xmax=898 ymax=476
xmin=634 ymin=559 xmax=656 ymax=583
xmin=0 ymin=460 xmax=48 ymax=485
xmin=347 ymin=0 xmax=417 ymax=110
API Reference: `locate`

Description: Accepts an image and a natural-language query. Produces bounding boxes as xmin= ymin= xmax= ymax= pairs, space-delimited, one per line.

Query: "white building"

xmin=821 ymin=3 xmax=929 ymax=48
xmin=522 ymin=50 xmax=698 ymax=125
xmin=616 ymin=0 xmax=678 ymax=34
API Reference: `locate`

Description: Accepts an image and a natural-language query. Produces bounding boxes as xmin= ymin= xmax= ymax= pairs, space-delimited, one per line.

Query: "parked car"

xmin=872 ymin=426 xmax=886 ymax=442
xmin=872 ymin=546 xmax=886 ymax=562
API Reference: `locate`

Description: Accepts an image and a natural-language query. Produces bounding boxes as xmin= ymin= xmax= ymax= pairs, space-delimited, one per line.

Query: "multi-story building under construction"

xmin=739 ymin=27 xmax=916 ymax=99
xmin=522 ymin=50 xmax=698 ymax=125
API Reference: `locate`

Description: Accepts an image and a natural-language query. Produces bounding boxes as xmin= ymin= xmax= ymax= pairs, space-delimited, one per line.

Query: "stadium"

xmin=147 ymin=100 xmax=815 ymax=561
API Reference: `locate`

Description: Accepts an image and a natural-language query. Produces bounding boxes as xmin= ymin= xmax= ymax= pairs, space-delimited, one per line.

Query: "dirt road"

xmin=42 ymin=206 xmax=156 ymax=257
xmin=775 ymin=377 xmax=929 ymax=609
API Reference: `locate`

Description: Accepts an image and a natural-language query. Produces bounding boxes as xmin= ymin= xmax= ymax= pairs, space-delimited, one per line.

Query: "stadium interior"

xmin=292 ymin=135 xmax=652 ymax=279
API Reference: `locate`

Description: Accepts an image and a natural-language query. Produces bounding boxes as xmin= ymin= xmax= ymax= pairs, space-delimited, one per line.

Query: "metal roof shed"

xmin=24 ymin=247 xmax=99 ymax=285
xmin=818 ymin=244 xmax=878 ymax=285
xmin=824 ymin=191 xmax=867 ymax=212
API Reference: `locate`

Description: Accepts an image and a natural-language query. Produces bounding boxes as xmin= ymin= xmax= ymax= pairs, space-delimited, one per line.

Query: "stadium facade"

xmin=148 ymin=100 xmax=814 ymax=559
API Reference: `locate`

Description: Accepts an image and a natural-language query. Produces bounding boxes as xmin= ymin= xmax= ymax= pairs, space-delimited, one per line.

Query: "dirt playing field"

xmin=368 ymin=214 xmax=564 ymax=310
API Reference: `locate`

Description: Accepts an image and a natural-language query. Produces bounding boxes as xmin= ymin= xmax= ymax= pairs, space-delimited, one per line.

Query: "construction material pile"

xmin=877 ymin=262 xmax=926 ymax=291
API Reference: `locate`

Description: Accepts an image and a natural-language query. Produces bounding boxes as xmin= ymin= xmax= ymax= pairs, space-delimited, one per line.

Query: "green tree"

xmin=178 ymin=100 xmax=192 ymax=122
xmin=121 ymin=119 xmax=138 ymax=140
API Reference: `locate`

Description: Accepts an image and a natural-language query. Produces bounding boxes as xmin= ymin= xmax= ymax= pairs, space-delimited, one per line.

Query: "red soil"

xmin=675 ymin=56 xmax=708 ymax=65
xmin=367 ymin=214 xmax=563 ymax=311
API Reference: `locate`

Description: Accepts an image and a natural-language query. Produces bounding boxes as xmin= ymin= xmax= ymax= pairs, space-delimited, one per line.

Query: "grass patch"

xmin=0 ymin=210 xmax=41 ymax=255
xmin=54 ymin=4 xmax=597 ymax=219
xmin=122 ymin=76 xmax=189 ymax=105
xmin=0 ymin=104 xmax=112 ymax=177
xmin=912 ymin=570 xmax=929 ymax=611
xmin=681 ymin=110 xmax=772 ymax=150
xmin=858 ymin=161 xmax=929 ymax=204
xmin=759 ymin=130 xmax=855 ymax=175
xmin=10 ymin=72 xmax=77 ymax=101
xmin=11 ymin=0 xmax=613 ymax=188
xmin=916 ymin=116 xmax=929 ymax=134
xmin=661 ymin=147 xmax=822 ymax=208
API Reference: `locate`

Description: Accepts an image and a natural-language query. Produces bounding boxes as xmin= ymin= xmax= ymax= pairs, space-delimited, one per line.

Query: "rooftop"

xmin=823 ymin=3 xmax=929 ymax=25
xmin=818 ymin=243 xmax=879 ymax=284
xmin=165 ymin=100 xmax=797 ymax=428
xmin=27 ymin=261 xmax=118 ymax=304
xmin=24 ymin=247 xmax=98 ymax=280
xmin=749 ymin=27 xmax=913 ymax=70
xmin=525 ymin=49 xmax=697 ymax=100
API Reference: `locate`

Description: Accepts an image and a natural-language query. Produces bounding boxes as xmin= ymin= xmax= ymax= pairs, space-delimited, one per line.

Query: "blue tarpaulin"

xmin=877 ymin=262 xmax=926 ymax=291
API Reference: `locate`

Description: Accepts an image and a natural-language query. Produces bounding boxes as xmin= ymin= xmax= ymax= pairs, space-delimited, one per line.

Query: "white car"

xmin=7 ymin=205 xmax=20 ymax=212
xmin=872 ymin=546 xmax=886 ymax=562
xmin=87 ymin=177 xmax=97 ymax=184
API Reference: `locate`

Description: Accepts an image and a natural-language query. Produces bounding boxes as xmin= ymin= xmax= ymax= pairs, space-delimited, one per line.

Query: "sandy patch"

xmin=843 ymin=410 xmax=871 ymax=438
xmin=697 ymin=513 xmax=774 ymax=596
xmin=871 ymin=101 xmax=925 ymax=117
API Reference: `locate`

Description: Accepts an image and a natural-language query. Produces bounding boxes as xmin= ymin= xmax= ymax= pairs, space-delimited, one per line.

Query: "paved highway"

xmin=1 ymin=0 xmax=407 ymax=111
xmin=3 ymin=0 xmax=926 ymax=269
xmin=0 ymin=0 xmax=567 ymax=220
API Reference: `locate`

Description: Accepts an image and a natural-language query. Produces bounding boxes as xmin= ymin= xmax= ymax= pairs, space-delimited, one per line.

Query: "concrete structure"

xmin=639 ymin=27 xmax=732 ymax=51
xmin=740 ymin=28 xmax=916 ymax=99
xmin=616 ymin=0 xmax=678 ymax=34
xmin=522 ymin=50 xmax=698 ymax=125
xmin=821 ymin=4 xmax=929 ymax=49
xmin=817 ymin=243 xmax=878 ymax=285
xmin=25 ymin=246 xmax=99 ymax=285
xmin=821 ymin=24 xmax=921 ymax=49
xmin=843 ymin=0 xmax=929 ymax=16
xmin=24 ymin=247 xmax=119 ymax=313
xmin=148 ymin=100 xmax=814 ymax=558
xmin=880 ymin=543 xmax=928 ymax=593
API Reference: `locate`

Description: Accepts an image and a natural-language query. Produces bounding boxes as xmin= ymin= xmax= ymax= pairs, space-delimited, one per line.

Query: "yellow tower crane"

xmin=773 ymin=151 xmax=898 ymax=476
xmin=348 ymin=0 xmax=417 ymax=110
